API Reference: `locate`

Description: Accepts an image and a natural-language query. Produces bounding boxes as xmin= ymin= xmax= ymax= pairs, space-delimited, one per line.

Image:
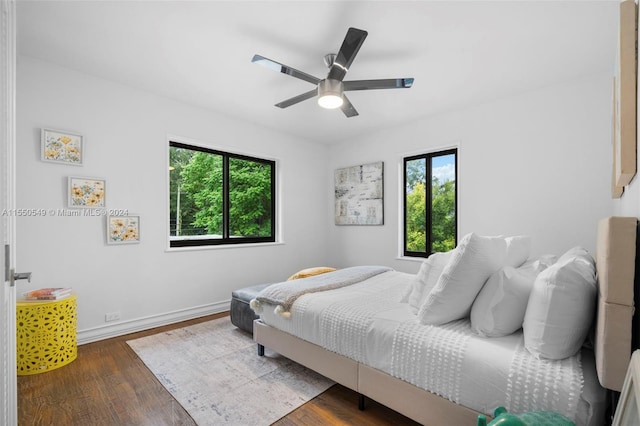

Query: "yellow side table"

xmin=16 ymin=294 xmax=77 ymax=375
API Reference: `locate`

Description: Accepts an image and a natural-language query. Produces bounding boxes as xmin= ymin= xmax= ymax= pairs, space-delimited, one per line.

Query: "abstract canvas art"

xmin=335 ymin=161 xmax=383 ymax=225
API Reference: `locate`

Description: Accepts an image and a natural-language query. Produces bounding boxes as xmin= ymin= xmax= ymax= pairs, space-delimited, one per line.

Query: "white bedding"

xmin=258 ymin=270 xmax=606 ymax=426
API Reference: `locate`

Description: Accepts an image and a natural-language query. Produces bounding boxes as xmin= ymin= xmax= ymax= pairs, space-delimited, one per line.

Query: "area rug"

xmin=127 ymin=317 xmax=334 ymax=425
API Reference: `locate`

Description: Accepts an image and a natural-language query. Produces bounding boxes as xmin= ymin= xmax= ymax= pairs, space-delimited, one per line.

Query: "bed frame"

xmin=254 ymin=216 xmax=639 ymax=425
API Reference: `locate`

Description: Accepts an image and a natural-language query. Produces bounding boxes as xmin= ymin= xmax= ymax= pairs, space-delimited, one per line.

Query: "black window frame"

xmin=169 ymin=141 xmax=276 ymax=248
xmin=403 ymin=148 xmax=458 ymax=258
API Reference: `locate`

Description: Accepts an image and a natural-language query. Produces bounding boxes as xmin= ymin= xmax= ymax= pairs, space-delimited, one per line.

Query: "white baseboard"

xmin=77 ymin=300 xmax=230 ymax=345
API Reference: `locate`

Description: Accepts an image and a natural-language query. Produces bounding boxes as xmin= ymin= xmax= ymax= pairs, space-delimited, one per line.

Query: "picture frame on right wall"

xmin=613 ymin=77 xmax=625 ymax=199
xmin=612 ymin=350 xmax=640 ymax=425
xmin=613 ymin=0 xmax=637 ymax=189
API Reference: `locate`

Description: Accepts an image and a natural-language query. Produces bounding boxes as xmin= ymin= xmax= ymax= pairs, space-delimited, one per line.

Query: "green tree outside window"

xmin=169 ymin=142 xmax=275 ymax=247
xmin=404 ymin=150 xmax=457 ymax=256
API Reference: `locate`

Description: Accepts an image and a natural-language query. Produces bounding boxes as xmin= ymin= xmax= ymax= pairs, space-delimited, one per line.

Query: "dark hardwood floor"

xmin=18 ymin=312 xmax=419 ymax=425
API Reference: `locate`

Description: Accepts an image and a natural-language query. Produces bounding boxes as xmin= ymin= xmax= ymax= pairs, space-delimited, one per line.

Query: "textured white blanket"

xmin=258 ymin=272 xmax=598 ymax=424
xmin=250 ymin=265 xmax=392 ymax=318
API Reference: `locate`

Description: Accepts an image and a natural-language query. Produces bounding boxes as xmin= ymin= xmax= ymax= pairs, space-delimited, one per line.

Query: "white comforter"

xmin=258 ymin=270 xmax=605 ymax=425
xmin=251 ymin=266 xmax=391 ymax=317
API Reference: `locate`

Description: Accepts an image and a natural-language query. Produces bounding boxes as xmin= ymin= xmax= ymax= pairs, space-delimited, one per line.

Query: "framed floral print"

xmin=68 ymin=177 xmax=105 ymax=208
xmin=41 ymin=128 xmax=83 ymax=165
xmin=107 ymin=216 xmax=140 ymax=244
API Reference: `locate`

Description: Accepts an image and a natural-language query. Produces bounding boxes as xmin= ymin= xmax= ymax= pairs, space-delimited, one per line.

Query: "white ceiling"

xmin=16 ymin=1 xmax=619 ymax=145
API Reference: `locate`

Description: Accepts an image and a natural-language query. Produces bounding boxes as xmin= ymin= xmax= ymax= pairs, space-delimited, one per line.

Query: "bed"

xmin=251 ymin=217 xmax=638 ymax=425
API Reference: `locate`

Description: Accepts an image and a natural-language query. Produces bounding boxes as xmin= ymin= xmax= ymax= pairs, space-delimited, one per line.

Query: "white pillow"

xmin=556 ymin=246 xmax=590 ymax=264
xmin=470 ymin=259 xmax=548 ymax=337
xmin=418 ymin=233 xmax=508 ymax=325
xmin=526 ymin=254 xmax=558 ymax=270
xmin=471 ymin=255 xmax=557 ymax=337
xmin=407 ymin=251 xmax=454 ymax=314
xmin=522 ymin=247 xmax=596 ymax=360
xmin=505 ymin=236 xmax=532 ymax=268
xmin=399 ymin=281 xmax=412 ymax=303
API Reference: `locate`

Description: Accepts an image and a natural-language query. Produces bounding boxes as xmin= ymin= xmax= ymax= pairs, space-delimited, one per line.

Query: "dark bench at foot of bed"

xmin=230 ymin=283 xmax=272 ymax=334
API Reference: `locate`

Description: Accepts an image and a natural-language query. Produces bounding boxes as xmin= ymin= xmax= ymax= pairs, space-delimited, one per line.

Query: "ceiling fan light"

xmin=318 ymin=94 xmax=343 ymax=109
xmin=317 ymin=79 xmax=344 ymax=109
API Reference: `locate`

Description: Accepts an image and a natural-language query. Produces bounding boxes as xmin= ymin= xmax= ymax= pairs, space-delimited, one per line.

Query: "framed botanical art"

xmin=106 ymin=216 xmax=140 ymax=244
xmin=68 ymin=177 xmax=106 ymax=208
xmin=334 ymin=161 xmax=384 ymax=225
xmin=41 ymin=128 xmax=83 ymax=165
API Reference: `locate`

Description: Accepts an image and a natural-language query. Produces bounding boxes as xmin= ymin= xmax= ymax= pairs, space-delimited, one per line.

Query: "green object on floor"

xmin=477 ymin=406 xmax=576 ymax=426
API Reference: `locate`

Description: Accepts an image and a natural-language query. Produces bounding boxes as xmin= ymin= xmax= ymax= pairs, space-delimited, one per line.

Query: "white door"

xmin=1 ymin=0 xmax=18 ymax=424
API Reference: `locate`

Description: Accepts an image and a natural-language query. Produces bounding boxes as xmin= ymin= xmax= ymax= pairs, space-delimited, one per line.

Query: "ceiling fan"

xmin=252 ymin=27 xmax=414 ymax=118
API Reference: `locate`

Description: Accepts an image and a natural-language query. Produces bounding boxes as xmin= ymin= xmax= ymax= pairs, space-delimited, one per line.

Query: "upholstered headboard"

xmin=595 ymin=216 xmax=638 ymax=392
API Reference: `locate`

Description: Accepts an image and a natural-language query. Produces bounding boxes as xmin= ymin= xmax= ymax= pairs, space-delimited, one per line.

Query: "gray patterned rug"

xmin=127 ymin=317 xmax=334 ymax=425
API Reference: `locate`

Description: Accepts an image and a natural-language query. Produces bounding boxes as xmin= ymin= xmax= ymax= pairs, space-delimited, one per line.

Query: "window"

xmin=169 ymin=141 xmax=275 ymax=247
xmin=403 ymin=148 xmax=457 ymax=257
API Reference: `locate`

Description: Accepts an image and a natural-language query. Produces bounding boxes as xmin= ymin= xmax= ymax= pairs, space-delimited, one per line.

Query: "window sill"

xmin=396 ymin=255 xmax=425 ymax=263
xmin=165 ymin=241 xmax=285 ymax=252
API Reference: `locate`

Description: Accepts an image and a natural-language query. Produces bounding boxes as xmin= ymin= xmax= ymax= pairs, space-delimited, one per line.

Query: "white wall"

xmin=15 ymin=56 xmax=618 ymax=341
xmin=615 ymin=167 xmax=640 ymax=216
xmin=16 ymin=56 xmax=329 ymax=342
xmin=327 ymin=73 xmax=614 ymax=273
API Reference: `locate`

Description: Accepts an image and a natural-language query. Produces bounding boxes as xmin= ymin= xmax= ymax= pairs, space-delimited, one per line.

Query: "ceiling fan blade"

xmin=327 ymin=28 xmax=368 ymax=82
xmin=344 ymin=78 xmax=414 ymax=91
xmin=252 ymin=54 xmax=321 ymax=85
xmin=340 ymin=95 xmax=359 ymax=118
xmin=275 ymin=89 xmax=318 ymax=109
